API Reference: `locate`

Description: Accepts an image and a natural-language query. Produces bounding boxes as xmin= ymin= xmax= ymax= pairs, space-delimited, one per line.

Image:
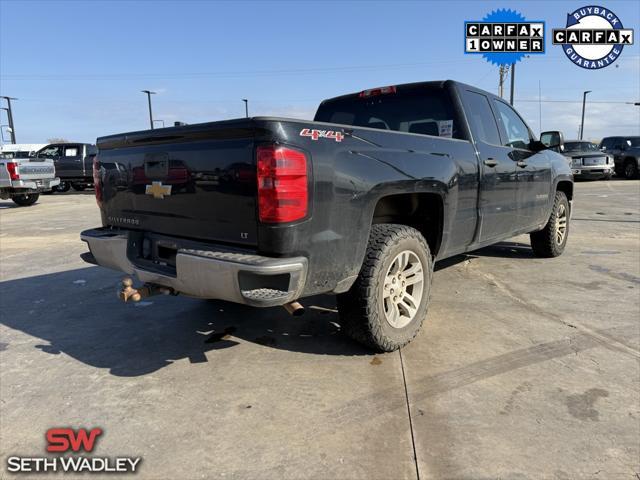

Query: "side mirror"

xmin=540 ymin=130 xmax=565 ymax=149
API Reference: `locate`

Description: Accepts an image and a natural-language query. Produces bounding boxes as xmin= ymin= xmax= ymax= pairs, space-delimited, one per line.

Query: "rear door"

xmin=492 ymin=99 xmax=552 ymax=229
xmin=62 ymin=144 xmax=84 ymax=177
xmin=84 ymin=145 xmax=97 ymax=178
xmin=461 ymin=89 xmax=517 ymax=242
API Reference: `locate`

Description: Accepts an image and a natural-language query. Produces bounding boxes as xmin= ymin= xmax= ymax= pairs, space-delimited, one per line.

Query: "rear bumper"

xmin=80 ymin=228 xmax=307 ymax=307
xmin=8 ymin=177 xmax=60 ymax=191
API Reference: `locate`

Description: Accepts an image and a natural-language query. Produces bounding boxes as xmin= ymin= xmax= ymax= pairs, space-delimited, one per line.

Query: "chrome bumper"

xmin=11 ymin=177 xmax=60 ymax=190
xmin=80 ymin=228 xmax=307 ymax=307
xmin=572 ymin=165 xmax=613 ymax=176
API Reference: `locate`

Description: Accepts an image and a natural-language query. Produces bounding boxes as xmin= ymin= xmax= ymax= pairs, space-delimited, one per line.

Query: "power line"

xmin=517 ymin=99 xmax=637 ymax=104
xmin=0 ymin=60 xmax=472 ymax=80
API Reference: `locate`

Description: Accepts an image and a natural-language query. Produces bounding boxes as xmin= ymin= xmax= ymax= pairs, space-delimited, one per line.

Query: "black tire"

xmin=54 ymin=181 xmax=70 ymax=193
xmin=71 ymin=183 xmax=86 ymax=191
xmin=623 ymin=160 xmax=639 ymax=179
xmin=12 ymin=193 xmax=39 ymax=206
xmin=530 ymin=191 xmax=570 ymax=258
xmin=337 ymin=224 xmax=433 ymax=352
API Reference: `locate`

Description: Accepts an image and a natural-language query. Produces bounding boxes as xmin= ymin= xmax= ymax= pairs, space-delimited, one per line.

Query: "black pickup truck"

xmin=36 ymin=142 xmax=97 ymax=192
xmin=81 ymin=80 xmax=573 ymax=351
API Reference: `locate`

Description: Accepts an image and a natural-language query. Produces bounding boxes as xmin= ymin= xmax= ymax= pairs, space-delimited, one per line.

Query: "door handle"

xmin=483 ymin=158 xmax=498 ymax=167
xmin=516 ymin=161 xmax=528 ymax=168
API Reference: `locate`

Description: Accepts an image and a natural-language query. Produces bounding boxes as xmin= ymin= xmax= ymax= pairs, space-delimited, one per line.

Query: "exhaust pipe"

xmin=283 ymin=301 xmax=305 ymax=316
xmin=118 ymin=277 xmax=175 ymax=302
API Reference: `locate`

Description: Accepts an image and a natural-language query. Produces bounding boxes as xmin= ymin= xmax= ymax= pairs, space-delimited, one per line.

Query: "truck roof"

xmin=1 ymin=143 xmax=47 ymax=152
xmin=318 ymin=80 xmax=497 ymax=106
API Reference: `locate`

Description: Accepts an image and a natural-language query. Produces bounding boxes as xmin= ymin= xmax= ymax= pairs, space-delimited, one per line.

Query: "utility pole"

xmin=509 ymin=63 xmax=516 ymax=105
xmin=579 ymin=90 xmax=591 ymax=140
xmin=242 ymin=99 xmax=249 ymax=118
xmin=141 ymin=90 xmax=156 ymax=129
xmin=538 ymin=80 xmax=542 ymax=133
xmin=498 ymin=65 xmax=508 ymax=98
xmin=0 ymin=96 xmax=18 ymax=144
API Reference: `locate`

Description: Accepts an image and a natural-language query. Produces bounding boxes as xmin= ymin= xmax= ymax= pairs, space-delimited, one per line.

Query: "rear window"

xmin=314 ymin=87 xmax=464 ymax=140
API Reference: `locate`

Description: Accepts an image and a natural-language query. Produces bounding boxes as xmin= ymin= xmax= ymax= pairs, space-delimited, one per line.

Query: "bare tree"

xmin=47 ymin=137 xmax=70 ymax=144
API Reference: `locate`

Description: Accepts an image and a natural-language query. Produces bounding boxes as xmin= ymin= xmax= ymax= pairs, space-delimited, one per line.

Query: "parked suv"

xmin=36 ymin=142 xmax=97 ymax=192
xmin=599 ymin=136 xmax=640 ymax=179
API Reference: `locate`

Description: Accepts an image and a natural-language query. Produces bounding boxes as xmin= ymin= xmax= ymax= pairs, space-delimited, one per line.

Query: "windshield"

xmin=564 ymin=141 xmax=599 ymax=153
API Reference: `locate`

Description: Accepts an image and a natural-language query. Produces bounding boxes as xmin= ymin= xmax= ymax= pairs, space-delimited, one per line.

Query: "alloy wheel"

xmin=382 ymin=250 xmax=424 ymax=328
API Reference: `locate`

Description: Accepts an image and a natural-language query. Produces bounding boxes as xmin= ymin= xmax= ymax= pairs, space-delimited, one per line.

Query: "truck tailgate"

xmin=96 ymin=120 xmax=258 ymax=247
xmin=16 ymin=159 xmax=56 ymax=181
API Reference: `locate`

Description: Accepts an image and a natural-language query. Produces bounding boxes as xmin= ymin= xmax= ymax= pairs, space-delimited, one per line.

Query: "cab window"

xmin=493 ymin=100 xmax=532 ymax=150
xmin=37 ymin=146 xmax=62 ymax=158
xmin=463 ymin=91 xmax=501 ymax=146
xmin=314 ymin=87 xmax=465 ymax=140
xmin=64 ymin=146 xmax=79 ymax=157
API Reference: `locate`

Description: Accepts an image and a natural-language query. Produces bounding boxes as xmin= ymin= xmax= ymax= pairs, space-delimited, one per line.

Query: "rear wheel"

xmin=337 ymin=224 xmax=432 ymax=352
xmin=624 ymin=160 xmax=639 ymax=179
xmin=12 ymin=193 xmax=39 ymax=206
xmin=530 ymin=191 xmax=569 ymax=258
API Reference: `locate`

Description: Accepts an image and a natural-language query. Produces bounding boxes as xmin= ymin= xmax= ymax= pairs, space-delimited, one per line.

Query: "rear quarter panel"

xmin=255 ymin=118 xmax=479 ymax=296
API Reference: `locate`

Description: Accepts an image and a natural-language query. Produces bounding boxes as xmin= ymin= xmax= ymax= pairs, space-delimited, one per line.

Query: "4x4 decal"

xmin=300 ymin=128 xmax=344 ymax=142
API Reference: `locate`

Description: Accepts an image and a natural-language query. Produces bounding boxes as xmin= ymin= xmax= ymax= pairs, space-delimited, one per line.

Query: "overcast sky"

xmin=1 ymin=0 xmax=638 ymax=144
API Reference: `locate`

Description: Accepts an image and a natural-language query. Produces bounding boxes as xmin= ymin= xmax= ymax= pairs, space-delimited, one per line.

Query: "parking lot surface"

xmin=1 ymin=181 xmax=639 ymax=479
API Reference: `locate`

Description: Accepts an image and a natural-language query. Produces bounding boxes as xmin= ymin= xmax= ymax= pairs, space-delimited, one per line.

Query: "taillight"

xmin=256 ymin=145 xmax=308 ymax=223
xmin=359 ymin=85 xmax=397 ymax=98
xmin=6 ymin=162 xmax=19 ymax=180
xmin=93 ymin=157 xmax=103 ymax=207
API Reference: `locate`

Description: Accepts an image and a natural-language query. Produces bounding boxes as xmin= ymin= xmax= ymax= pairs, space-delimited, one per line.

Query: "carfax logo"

xmin=553 ymin=5 xmax=634 ymax=69
xmin=465 ymin=9 xmax=545 ymax=65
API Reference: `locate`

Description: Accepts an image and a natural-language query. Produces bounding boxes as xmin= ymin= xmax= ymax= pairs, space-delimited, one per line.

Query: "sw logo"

xmin=46 ymin=427 xmax=103 ymax=452
xmin=553 ymin=5 xmax=634 ymax=69
xmin=6 ymin=427 xmax=141 ymax=474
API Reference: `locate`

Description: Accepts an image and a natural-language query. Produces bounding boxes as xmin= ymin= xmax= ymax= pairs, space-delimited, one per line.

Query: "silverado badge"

xmin=145 ymin=181 xmax=172 ymax=199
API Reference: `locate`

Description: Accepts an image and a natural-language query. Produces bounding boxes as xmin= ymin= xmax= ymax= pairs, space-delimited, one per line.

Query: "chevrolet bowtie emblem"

xmin=145 ymin=181 xmax=172 ymax=199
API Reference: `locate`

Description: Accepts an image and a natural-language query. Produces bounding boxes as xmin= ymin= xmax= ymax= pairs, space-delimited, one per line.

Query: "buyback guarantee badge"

xmin=465 ymin=9 xmax=545 ymax=65
xmin=553 ymin=5 xmax=634 ymax=69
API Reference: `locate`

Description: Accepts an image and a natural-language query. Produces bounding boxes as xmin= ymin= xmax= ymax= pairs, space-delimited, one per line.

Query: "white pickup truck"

xmin=0 ymin=144 xmax=60 ymax=206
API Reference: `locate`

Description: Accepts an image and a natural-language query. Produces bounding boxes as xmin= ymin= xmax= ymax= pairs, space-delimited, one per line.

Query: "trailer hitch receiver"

xmin=118 ymin=277 xmax=176 ymax=302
